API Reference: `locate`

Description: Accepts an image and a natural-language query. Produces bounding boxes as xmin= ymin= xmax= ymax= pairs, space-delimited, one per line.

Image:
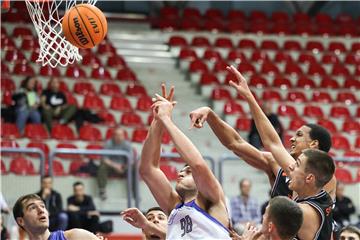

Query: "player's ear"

xmin=268 ymin=222 xmax=274 ymax=233
xmin=305 ymin=173 xmax=315 ymax=184
xmin=309 ymin=139 xmax=319 ymax=149
xmin=16 ymin=217 xmax=25 ymax=228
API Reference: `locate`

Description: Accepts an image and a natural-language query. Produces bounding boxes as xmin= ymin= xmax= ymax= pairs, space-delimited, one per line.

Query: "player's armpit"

xmin=297 ymin=203 xmax=321 ymax=240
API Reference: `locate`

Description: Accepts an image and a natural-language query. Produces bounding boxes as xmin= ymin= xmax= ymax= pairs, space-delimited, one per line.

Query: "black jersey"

xmin=270 ymin=168 xmax=293 ymax=199
xmin=294 ymin=190 xmax=334 ymax=240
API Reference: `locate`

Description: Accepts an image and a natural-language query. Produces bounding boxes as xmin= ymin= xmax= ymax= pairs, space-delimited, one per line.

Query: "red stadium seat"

xmin=66 ymin=65 xmax=87 ymax=78
xmin=160 ymin=164 xmax=178 ymax=181
xmin=91 ymin=67 xmax=112 ymax=80
xmin=5 ymin=49 xmax=26 ymax=63
xmin=56 ymin=143 xmax=80 ymax=159
xmin=97 ymin=111 xmax=116 ymax=126
xmin=335 ymin=168 xmax=353 ymax=183
xmin=100 ymin=82 xmax=122 ymax=96
xmin=136 ymin=96 xmax=152 ymax=112
xmin=1 ymin=77 xmax=15 ymax=91
xmin=343 ymin=150 xmax=360 ymax=158
xmin=250 ymin=50 xmax=270 ymax=63
xmin=27 ymin=142 xmax=50 ymax=157
xmin=330 ymin=106 xmax=351 ymax=119
xmin=1 ymin=140 xmax=20 ymax=157
xmin=160 ymin=6 xmax=179 ymax=19
xmin=315 ymin=13 xmax=333 ymax=25
xmin=273 ymin=76 xmax=292 ymax=88
xmin=356 ymin=137 xmax=360 ymax=148
xmin=274 ymin=51 xmax=293 ymax=64
xmin=342 ymin=120 xmax=360 ymax=134
xmin=2 ymin=90 xmax=13 ymax=106
xmin=82 ymin=54 xmax=102 ymax=67
xmin=228 ymin=10 xmax=246 ymax=21
xmin=306 ymin=41 xmax=324 ymax=52
xmin=203 ymin=49 xmax=222 ymax=61
xmin=303 ymin=105 xmax=324 ymax=118
xmin=10 ymin=157 xmax=36 ymax=175
xmin=317 ymin=119 xmax=337 ymax=132
xmin=288 ymin=118 xmax=305 ymax=131
xmin=235 ymin=117 xmax=251 ymax=131
xmin=331 ymin=65 xmax=350 ymax=77
xmin=332 ymin=135 xmax=351 ymax=150
xmin=336 ymin=14 xmax=354 ymax=24
xmin=238 ymin=39 xmax=256 ymax=49
xmin=312 ymin=91 xmax=332 ymax=103
xmin=293 ymin=12 xmax=311 ymax=23
xmin=83 ymin=94 xmax=105 ymax=110
xmin=1 ymin=62 xmax=10 ymax=74
xmin=284 ymin=62 xmax=303 ymax=76
xmin=294 ymin=24 xmax=315 ymax=35
xmin=336 ymin=92 xmax=357 ymax=104
xmin=13 ymin=63 xmax=35 ymax=76
xmin=203 ymin=19 xmax=225 ymax=32
xmin=271 ymin=11 xmax=289 ymax=23
xmin=262 ymin=90 xmax=282 ymax=101
xmin=298 ymin=53 xmax=317 ymax=64
xmin=328 ymin=42 xmax=347 ymax=53
xmin=183 ymin=7 xmax=201 ymax=19
xmin=204 ymin=8 xmax=223 ymax=20
xmin=260 ymin=40 xmax=279 ymax=50
xmin=79 ymin=125 xmax=102 ymax=141
xmin=0 ymin=160 xmax=7 ymax=174
xmin=125 ymin=84 xmax=147 ymax=97
xmin=20 ymin=38 xmax=40 ymax=51
xmin=283 ymin=40 xmax=302 ymax=51
xmin=250 ymin=10 xmax=267 ymax=23
xmin=214 ymin=37 xmax=233 ymax=48
xmin=120 ymin=112 xmax=143 ymax=127
xmin=45 ymin=160 xmax=66 ymax=176
xmin=179 ymin=48 xmax=198 ymax=61
xmin=351 ymin=42 xmax=360 ymax=53
xmin=1 ymin=36 xmax=16 ymax=50
xmin=73 ymin=82 xmax=96 ymax=95
xmin=211 ymin=88 xmax=232 ymax=100
xmin=344 ymin=53 xmax=360 ymax=65
xmin=296 ymin=76 xmax=316 ymax=88
xmin=39 ymin=65 xmax=61 ymax=77
xmin=343 ymin=78 xmax=360 ymax=89
xmin=213 ymin=60 xmax=228 ymax=73
xmin=85 ymin=144 xmax=104 ymax=160
xmin=24 ymin=124 xmax=49 ymax=139
xmin=191 ymin=36 xmax=211 ymax=47
xmin=227 ymin=21 xmax=247 ymax=33
xmin=180 ymin=18 xmax=202 ymax=31
xmin=199 ymin=73 xmax=219 ymax=85
xmin=64 ymin=92 xmax=78 ymax=107
xmin=168 ymin=36 xmax=187 ymax=47
xmin=189 ymin=59 xmax=209 ymax=73
xmin=132 ymin=128 xmax=148 ymax=143
xmin=97 ymin=41 xmax=116 ymax=55
xmin=286 ymin=91 xmax=307 ymax=102
xmin=321 ymin=53 xmax=340 ymax=64
xmin=12 ymin=27 xmax=33 ymax=38
xmin=278 ymin=105 xmax=298 ymax=117
xmin=227 ymin=50 xmax=247 ymax=63
xmin=117 ymin=68 xmax=137 ymax=82
xmin=237 ymin=62 xmax=256 ymax=75
xmin=51 ymin=124 xmax=77 ymax=140
xmin=110 ymin=96 xmax=132 ymax=112
xmin=107 ymin=54 xmax=127 ymax=68
xmin=223 ymin=101 xmax=245 ymax=115
xmin=248 ymin=75 xmax=268 ymax=88
xmin=260 ymin=62 xmax=280 ymax=75
xmin=308 ymin=64 xmax=326 ymax=76
xmin=69 ymin=160 xmax=89 ymax=176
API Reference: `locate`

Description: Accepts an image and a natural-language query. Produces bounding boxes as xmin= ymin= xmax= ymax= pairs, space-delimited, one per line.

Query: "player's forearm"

xmin=139 ymin=120 xmax=163 ymax=173
xmin=143 ymin=221 xmax=167 ymax=239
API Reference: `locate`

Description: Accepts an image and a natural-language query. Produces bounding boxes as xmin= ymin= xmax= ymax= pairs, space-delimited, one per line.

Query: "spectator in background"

xmin=121 ymin=207 xmax=167 ymax=240
xmin=97 ymin=127 xmax=133 ymax=200
xmin=230 ymin=178 xmax=261 ymax=234
xmin=41 ymin=77 xmax=77 ymax=132
xmin=339 ymin=226 xmax=360 ymax=240
xmin=36 ymin=175 xmax=68 ymax=231
xmin=0 ymin=192 xmax=9 ymax=240
xmin=333 ymin=182 xmax=356 ymax=227
xmin=12 ymin=76 xmax=41 ymax=134
xmin=67 ymin=182 xmax=99 ymax=233
xmin=248 ymin=102 xmax=283 ymax=149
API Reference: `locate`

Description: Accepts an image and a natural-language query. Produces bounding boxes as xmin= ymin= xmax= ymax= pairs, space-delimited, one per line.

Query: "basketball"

xmin=62 ymin=4 xmax=107 ymax=49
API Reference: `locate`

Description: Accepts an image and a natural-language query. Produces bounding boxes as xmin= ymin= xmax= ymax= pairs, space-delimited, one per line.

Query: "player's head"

xmin=13 ymin=194 xmax=49 ymax=232
xmin=144 ymin=207 xmax=167 ymax=239
xmin=290 ymin=124 xmax=331 ymax=158
xmin=40 ymin=175 xmax=53 ymax=190
xmin=49 ymin=77 xmax=60 ymax=92
xmin=113 ymin=126 xmax=126 ymax=144
xmin=73 ymin=181 xmax=85 ymax=199
xmin=175 ymin=165 xmax=197 ymax=199
xmin=261 ymin=196 xmax=303 ymax=240
xmin=340 ymin=226 xmax=360 ymax=240
xmin=239 ymin=178 xmax=252 ymax=197
xmin=288 ymin=149 xmax=335 ymax=192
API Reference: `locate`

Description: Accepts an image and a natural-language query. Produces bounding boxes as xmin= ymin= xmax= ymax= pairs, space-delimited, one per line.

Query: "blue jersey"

xmin=49 ymin=230 xmax=67 ymax=240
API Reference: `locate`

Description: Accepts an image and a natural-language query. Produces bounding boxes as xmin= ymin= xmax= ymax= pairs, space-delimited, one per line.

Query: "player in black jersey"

xmin=223 ymin=65 xmax=335 ymax=240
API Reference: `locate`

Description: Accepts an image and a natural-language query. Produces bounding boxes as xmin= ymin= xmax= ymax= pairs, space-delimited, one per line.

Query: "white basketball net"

xmin=25 ymin=0 xmax=97 ymax=68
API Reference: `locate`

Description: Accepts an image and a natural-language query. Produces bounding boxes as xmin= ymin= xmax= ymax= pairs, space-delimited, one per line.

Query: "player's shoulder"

xmin=64 ymin=228 xmax=98 ymax=240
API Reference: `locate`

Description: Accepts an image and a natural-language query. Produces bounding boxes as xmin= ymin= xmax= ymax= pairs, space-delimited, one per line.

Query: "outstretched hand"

xmin=189 ymin=107 xmax=211 ymax=129
xmin=227 ymin=65 xmax=251 ymax=98
xmin=151 ymin=94 xmax=175 ymax=120
xmin=240 ymin=223 xmax=262 ymax=240
xmin=121 ymin=208 xmax=148 ymax=229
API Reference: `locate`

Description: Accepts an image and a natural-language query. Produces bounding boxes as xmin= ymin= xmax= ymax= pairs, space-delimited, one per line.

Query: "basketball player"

xmin=223 ymin=65 xmax=335 ymax=239
xmin=232 ymin=196 xmax=303 ymax=240
xmin=139 ymin=85 xmax=231 ymax=239
xmin=13 ymin=194 xmax=103 ymax=240
xmin=121 ymin=207 xmax=167 ymax=239
xmin=189 ymin=93 xmax=335 ymax=201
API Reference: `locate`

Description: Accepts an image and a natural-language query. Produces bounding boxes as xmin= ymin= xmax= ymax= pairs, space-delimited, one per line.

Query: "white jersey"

xmin=166 ymin=200 xmax=231 ymax=240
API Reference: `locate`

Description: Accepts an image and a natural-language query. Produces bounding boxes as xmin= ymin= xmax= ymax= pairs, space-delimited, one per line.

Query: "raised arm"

xmin=139 ymin=85 xmax=180 ymax=214
xmin=190 ymin=107 xmax=278 ymax=176
xmin=154 ymin=98 xmax=224 ymax=204
xmin=227 ymin=66 xmax=294 ymax=176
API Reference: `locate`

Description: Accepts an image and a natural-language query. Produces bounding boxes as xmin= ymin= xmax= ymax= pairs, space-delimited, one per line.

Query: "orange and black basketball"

xmin=62 ymin=4 xmax=107 ymax=49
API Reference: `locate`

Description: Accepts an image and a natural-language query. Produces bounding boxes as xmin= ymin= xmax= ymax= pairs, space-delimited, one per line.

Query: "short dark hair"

xmin=145 ymin=207 xmax=165 ymax=216
xmin=41 ymin=175 xmax=52 ymax=181
xmin=73 ymin=181 xmax=84 ymax=188
xmin=303 ymin=149 xmax=335 ymax=188
xmin=268 ymin=196 xmax=303 ymax=239
xmin=13 ymin=194 xmax=44 ymax=227
xmin=340 ymin=225 xmax=360 ymax=239
xmin=305 ymin=123 xmax=332 ymax=152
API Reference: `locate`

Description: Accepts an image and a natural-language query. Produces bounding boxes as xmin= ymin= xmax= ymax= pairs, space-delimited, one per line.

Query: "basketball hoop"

xmin=25 ymin=0 xmax=97 ymax=68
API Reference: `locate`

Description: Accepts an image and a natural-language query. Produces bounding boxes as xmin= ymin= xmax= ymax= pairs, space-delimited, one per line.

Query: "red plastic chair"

xmin=183 ymin=8 xmax=201 ymax=20
xmin=203 ymin=48 xmax=222 ymax=62
xmin=12 ymin=27 xmax=33 ymax=38
xmin=227 ymin=21 xmax=247 ymax=33
xmin=97 ymin=111 xmax=116 ymax=126
xmin=283 ymin=40 xmax=302 ymax=51
xmin=273 ymin=76 xmax=292 ymax=88
xmin=39 ymin=65 xmax=61 ymax=77
xmin=250 ymin=10 xmax=267 ymax=23
xmin=238 ymin=39 xmax=256 ymax=49
xmin=56 ymin=143 xmax=80 ymax=159
xmin=24 ymin=124 xmax=49 ymax=139
xmin=203 ymin=19 xmax=225 ymax=32
xmin=213 ymin=60 xmax=228 ymax=73
xmin=262 ymin=90 xmax=282 ymax=101
xmin=189 ymin=59 xmax=209 ymax=73
xmin=73 ymin=82 xmax=96 ymax=95
xmin=335 ymin=168 xmax=353 ymax=183
xmin=1 ymin=90 xmax=13 ymax=106
xmin=160 ymin=164 xmax=178 ymax=181
xmin=237 ymin=62 xmax=256 ymax=75
xmin=248 ymin=75 xmax=268 ymax=88
xmin=27 ymin=142 xmax=50 ymax=157
xmin=107 ymin=54 xmax=127 ymax=68
xmin=296 ymin=76 xmax=316 ymax=88
xmin=1 ymin=140 xmax=20 ymax=157
xmin=284 ymin=62 xmax=303 ymax=76
xmin=332 ymin=135 xmax=351 ymax=150
xmin=315 ymin=13 xmax=333 ymax=25
xmin=21 ymin=38 xmax=40 ymax=51
xmin=260 ymin=40 xmax=279 ymax=50
xmin=331 ymin=65 xmax=350 ymax=77
xmin=86 ymin=144 xmax=104 ymax=160
xmin=261 ymin=62 xmax=280 ymax=75
xmin=13 ymin=63 xmax=35 ymax=76
xmin=204 ymin=8 xmax=223 ymax=20
xmin=160 ymin=6 xmax=179 ymax=19
xmin=131 ymin=128 xmax=148 ymax=143
xmin=116 ymin=68 xmax=137 ymax=82
xmin=179 ymin=48 xmax=198 ymax=61
xmin=10 ymin=157 xmax=37 ymax=175
xmin=79 ymin=125 xmax=102 ymax=141
xmin=191 ymin=36 xmax=211 ymax=47
xmin=69 ymin=160 xmax=89 ymax=176
xmin=223 ymin=101 xmax=245 ymax=115
xmin=271 ymin=11 xmax=289 ymax=23
xmin=51 ymin=124 xmax=77 ymax=140
xmin=136 ymin=96 xmax=152 ymax=112
xmin=330 ymin=106 xmax=351 ymax=119
xmin=82 ymin=54 xmax=102 ymax=67
xmin=1 ymin=123 xmax=20 ymax=138
xmin=288 ymin=118 xmax=305 ymax=131
xmin=250 ymin=50 xmax=270 ymax=63
xmin=5 ymin=49 xmax=26 ymax=63
xmin=120 ymin=112 xmax=143 ymax=127
xmin=125 ymin=84 xmax=147 ymax=97
xmin=312 ymin=91 xmax=332 ymax=103
xmin=97 ymin=41 xmax=116 ymax=55
xmin=199 ymin=73 xmax=219 ymax=85
xmin=211 ymin=88 xmax=232 ymax=100
xmin=110 ymin=96 xmax=132 ymax=112
xmin=342 ymin=120 xmax=360 ymax=134
xmin=64 ymin=92 xmax=78 ymax=107
xmin=0 ymin=160 xmax=7 ymax=174
xmin=235 ymin=117 xmax=251 ymax=131
xmin=343 ymin=78 xmax=360 ymax=89
xmin=44 ymin=160 xmax=66 ymax=176
xmin=293 ymin=13 xmax=310 ymax=24
xmin=214 ymin=37 xmax=233 ymax=48
xmin=83 ymin=94 xmax=105 ymax=110
xmin=303 ymin=105 xmax=324 ymax=118
xmin=351 ymin=42 xmax=360 ymax=53
xmin=344 ymin=53 xmax=360 ymax=65
xmin=317 ymin=119 xmax=337 ymax=132
xmin=306 ymin=41 xmax=325 ymax=52
xmin=298 ymin=53 xmax=317 ymax=64
xmin=100 ymin=82 xmax=122 ymax=96
xmin=274 ymin=51 xmax=293 ymax=64
xmin=308 ymin=64 xmax=326 ymax=76
xmin=91 ymin=67 xmax=112 ymax=80
xmin=286 ymin=91 xmax=307 ymax=102
xmin=336 ymin=92 xmax=357 ymax=104
xmin=227 ymin=10 xmax=246 ymax=21
xmin=1 ymin=36 xmax=16 ymax=50
xmin=1 ymin=77 xmax=15 ymax=91
xmin=168 ymin=36 xmax=187 ymax=47
xmin=278 ymin=105 xmax=298 ymax=117
xmin=328 ymin=42 xmax=347 ymax=53
xmin=227 ymin=50 xmax=247 ymax=63
xmin=65 ymin=65 xmax=87 ymax=78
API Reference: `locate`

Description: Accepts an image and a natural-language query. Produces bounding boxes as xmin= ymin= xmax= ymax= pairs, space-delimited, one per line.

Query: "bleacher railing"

xmin=1 ymin=147 xmax=46 ymax=176
xmin=49 ymin=149 xmax=135 ymax=208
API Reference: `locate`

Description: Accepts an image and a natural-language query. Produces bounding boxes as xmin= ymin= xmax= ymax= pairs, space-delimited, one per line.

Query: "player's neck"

xmin=296 ymin=186 xmax=322 ymax=199
xmin=181 ymin=192 xmax=197 ymax=203
xmin=28 ymin=228 xmax=51 ymax=240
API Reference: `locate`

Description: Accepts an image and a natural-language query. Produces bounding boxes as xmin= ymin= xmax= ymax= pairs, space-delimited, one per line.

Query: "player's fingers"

xmin=161 ymin=83 xmax=166 ymax=98
xmin=229 ymin=80 xmax=238 ymax=88
xmin=168 ymin=86 xmax=175 ymax=101
xmin=155 ymin=94 xmax=168 ymax=102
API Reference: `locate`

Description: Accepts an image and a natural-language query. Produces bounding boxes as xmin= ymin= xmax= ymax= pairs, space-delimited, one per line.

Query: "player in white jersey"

xmin=139 ymin=85 xmax=231 ymax=240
